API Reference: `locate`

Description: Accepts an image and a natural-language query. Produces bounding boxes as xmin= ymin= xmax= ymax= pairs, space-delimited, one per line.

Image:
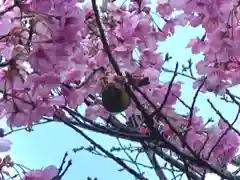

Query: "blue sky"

xmin=1 ymin=0 xmax=239 ymax=180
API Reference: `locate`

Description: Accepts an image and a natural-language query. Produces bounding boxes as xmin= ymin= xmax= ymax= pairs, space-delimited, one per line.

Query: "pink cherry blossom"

xmin=85 ymin=104 xmax=109 ymax=121
xmin=61 ymin=87 xmax=85 ymax=108
xmin=139 ymin=50 xmax=164 ymax=70
xmin=23 ymin=165 xmax=58 ymax=180
xmin=0 ymin=138 xmax=11 ymax=152
xmin=0 ymin=0 xmax=239 ymax=178
xmin=186 ymin=38 xmax=208 ymax=54
xmin=157 ymin=3 xmax=173 ymax=17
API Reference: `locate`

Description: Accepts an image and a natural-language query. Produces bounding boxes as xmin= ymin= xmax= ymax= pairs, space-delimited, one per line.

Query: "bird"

xmin=101 ymin=82 xmax=131 ymax=113
xmin=101 ymin=74 xmax=150 ymax=113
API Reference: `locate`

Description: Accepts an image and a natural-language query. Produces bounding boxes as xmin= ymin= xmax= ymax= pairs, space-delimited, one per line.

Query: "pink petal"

xmin=0 ymin=138 xmax=12 ymax=152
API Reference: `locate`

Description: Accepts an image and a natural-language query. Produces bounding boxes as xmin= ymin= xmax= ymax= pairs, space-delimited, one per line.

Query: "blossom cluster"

xmin=0 ymin=0 xmax=238 ymax=178
xmin=23 ymin=165 xmax=58 ymax=180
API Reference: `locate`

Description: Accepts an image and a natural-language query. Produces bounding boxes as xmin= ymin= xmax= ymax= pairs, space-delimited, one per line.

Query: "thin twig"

xmin=58 ymin=115 xmax=148 ymax=180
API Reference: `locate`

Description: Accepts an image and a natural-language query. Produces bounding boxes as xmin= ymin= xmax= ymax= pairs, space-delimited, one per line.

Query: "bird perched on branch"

xmin=101 ymin=75 xmax=150 ymax=113
xmin=101 ymin=82 xmax=131 ymax=113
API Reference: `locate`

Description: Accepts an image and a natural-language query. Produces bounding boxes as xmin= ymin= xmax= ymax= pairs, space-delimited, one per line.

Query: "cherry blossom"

xmin=23 ymin=165 xmax=58 ymax=180
xmin=0 ymin=0 xmax=238 ymax=179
